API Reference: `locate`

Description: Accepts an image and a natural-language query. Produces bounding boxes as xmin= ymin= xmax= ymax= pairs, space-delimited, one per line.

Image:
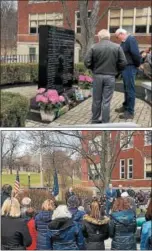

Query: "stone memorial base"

xmin=141 ymin=82 xmax=152 ymax=104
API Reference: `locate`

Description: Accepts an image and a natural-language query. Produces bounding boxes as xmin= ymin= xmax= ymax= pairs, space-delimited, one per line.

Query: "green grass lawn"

xmin=1 ymin=172 xmax=81 ymax=188
xmin=2 ymin=173 xmax=41 ymax=187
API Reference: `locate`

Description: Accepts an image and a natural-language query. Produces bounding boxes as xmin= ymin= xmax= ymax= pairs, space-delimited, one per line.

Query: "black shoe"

xmin=91 ymin=120 xmax=102 ymax=124
xmin=115 ymin=107 xmax=126 ymax=113
xmin=119 ymin=112 xmax=134 ymax=119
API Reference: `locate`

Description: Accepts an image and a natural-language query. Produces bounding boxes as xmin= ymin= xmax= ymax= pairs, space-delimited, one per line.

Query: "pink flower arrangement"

xmin=36 ymin=89 xmax=65 ymax=111
xmin=79 ymin=75 xmax=93 ymax=83
xmin=37 ymin=88 xmax=46 ymax=94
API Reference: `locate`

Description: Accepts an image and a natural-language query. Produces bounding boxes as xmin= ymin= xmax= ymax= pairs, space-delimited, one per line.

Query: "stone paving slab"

xmin=26 ymin=92 xmax=151 ymax=128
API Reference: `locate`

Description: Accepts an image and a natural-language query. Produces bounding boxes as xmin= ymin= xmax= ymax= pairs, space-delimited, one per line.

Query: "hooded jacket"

xmin=47 ymin=217 xmax=85 ymax=250
xmin=35 ymin=210 xmax=53 ymax=250
xmin=140 ymin=220 xmax=152 ymax=250
xmin=82 ymin=215 xmax=109 ymax=250
xmin=69 ymin=208 xmax=86 ymax=225
xmin=109 ymin=209 xmax=137 ymax=250
xmin=1 ymin=216 xmax=32 ymax=250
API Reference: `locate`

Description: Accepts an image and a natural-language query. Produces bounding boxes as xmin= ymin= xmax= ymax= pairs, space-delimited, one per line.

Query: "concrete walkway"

xmin=26 ymin=92 xmax=151 ymax=128
xmin=2 ymin=85 xmax=151 ymax=128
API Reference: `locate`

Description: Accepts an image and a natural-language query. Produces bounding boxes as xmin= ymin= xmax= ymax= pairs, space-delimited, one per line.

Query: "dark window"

xmin=77 ymin=12 xmax=80 ymax=18
xmin=77 ymin=27 xmax=81 ymax=33
xmin=150 ymin=25 xmax=152 ymax=33
xmin=88 ymin=11 xmax=91 ymax=18
xmin=110 ymin=26 xmax=119 ymax=33
xmin=135 ymin=25 xmax=147 ymax=33
xmin=77 ymin=20 xmax=81 ymax=26
xmin=30 ymin=27 xmax=37 ymax=34
xmin=129 ymin=173 xmax=133 ymax=179
xmin=121 ymin=173 xmax=125 ymax=179
xmin=146 ymin=172 xmax=152 ymax=178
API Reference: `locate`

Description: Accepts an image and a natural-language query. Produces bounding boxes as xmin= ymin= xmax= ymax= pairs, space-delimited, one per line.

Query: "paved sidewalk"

xmin=2 ymin=86 xmax=151 ymax=128
xmin=105 ymin=238 xmax=140 ymax=250
xmin=25 ymin=92 xmax=151 ymax=128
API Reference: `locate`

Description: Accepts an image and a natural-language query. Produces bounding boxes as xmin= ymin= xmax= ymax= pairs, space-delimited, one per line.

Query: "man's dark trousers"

xmin=92 ymin=74 xmax=115 ymax=123
xmin=122 ymin=65 xmax=137 ymax=115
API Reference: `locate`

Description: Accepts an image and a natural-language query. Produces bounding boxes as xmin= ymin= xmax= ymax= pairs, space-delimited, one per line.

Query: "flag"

xmin=14 ymin=172 xmax=20 ymax=194
xmin=52 ymin=169 xmax=59 ymax=197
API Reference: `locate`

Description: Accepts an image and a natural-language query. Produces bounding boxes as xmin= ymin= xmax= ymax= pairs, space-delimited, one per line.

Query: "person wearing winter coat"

xmin=47 ymin=205 xmax=85 ymax=250
xmin=25 ymin=207 xmax=37 ymax=250
xmin=109 ymin=197 xmax=137 ymax=250
xmin=35 ymin=199 xmax=55 ymax=250
xmin=82 ymin=200 xmax=109 ymax=250
xmin=140 ymin=199 xmax=152 ymax=250
xmin=1 ymin=197 xmax=32 ymax=250
xmin=21 ymin=197 xmax=32 ymax=219
xmin=65 ymin=187 xmax=75 ymax=204
xmin=67 ymin=195 xmax=86 ymax=225
xmin=1 ymin=184 xmax=12 ymax=207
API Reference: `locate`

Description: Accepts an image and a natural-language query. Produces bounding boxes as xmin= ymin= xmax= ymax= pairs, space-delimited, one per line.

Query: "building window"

xmin=109 ymin=9 xmax=120 ymax=33
xmin=29 ymin=47 xmax=36 ymax=62
xmin=127 ymin=159 xmax=133 ymax=179
xmin=29 ymin=13 xmax=63 ymax=34
xmin=122 ymin=9 xmax=134 ymax=33
xmin=120 ymin=159 xmax=125 ymax=179
xmin=145 ymin=131 xmax=152 ymax=146
xmin=135 ymin=8 xmax=148 ymax=33
xmin=75 ymin=10 xmax=92 ymax=34
xmin=120 ymin=131 xmax=133 ymax=149
xmin=145 ymin=157 xmax=152 ymax=179
xmin=109 ymin=7 xmax=151 ymax=34
xmin=88 ymin=163 xmax=100 ymax=180
xmin=88 ymin=135 xmax=102 ymax=154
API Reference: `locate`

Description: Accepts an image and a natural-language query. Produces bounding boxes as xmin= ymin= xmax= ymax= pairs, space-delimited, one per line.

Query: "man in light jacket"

xmin=84 ymin=29 xmax=127 ymax=124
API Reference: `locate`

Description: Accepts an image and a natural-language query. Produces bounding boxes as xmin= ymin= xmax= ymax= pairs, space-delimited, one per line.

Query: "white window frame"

xmin=144 ymin=131 xmax=152 ymax=146
xmin=88 ymin=163 xmax=100 ymax=180
xmin=120 ymin=159 xmax=125 ymax=179
xmin=29 ymin=0 xmax=59 ymax=3
xmin=127 ymin=158 xmax=133 ymax=179
xmin=29 ymin=13 xmax=63 ymax=35
xmin=108 ymin=6 xmax=151 ymax=34
xmin=120 ymin=131 xmax=133 ymax=150
xmin=144 ymin=157 xmax=152 ymax=179
xmin=75 ymin=10 xmax=92 ymax=34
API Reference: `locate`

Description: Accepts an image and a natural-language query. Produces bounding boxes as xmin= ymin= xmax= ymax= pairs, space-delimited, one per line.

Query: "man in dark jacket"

xmin=65 ymin=187 xmax=75 ymax=204
xmin=116 ymin=184 xmax=125 ymax=198
xmin=115 ymin=28 xmax=141 ymax=119
xmin=84 ymin=29 xmax=127 ymax=124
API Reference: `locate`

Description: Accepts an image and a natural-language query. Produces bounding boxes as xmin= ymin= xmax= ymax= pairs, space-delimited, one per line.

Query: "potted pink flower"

xmin=36 ymin=89 xmax=66 ymax=122
xmin=78 ymin=75 xmax=93 ymax=98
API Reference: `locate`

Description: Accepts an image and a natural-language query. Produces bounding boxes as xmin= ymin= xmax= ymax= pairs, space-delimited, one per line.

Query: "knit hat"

xmin=67 ymin=195 xmax=80 ymax=209
xmin=21 ymin=197 xmax=31 ymax=206
xmin=121 ymin=192 xmax=129 ymax=198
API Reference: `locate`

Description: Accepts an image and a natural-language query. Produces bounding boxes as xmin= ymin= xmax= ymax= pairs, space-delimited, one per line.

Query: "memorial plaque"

xmin=38 ymin=25 xmax=75 ymax=94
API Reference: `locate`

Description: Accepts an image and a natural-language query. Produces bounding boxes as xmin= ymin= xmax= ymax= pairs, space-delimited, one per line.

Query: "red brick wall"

xmin=18 ymin=0 xmax=151 ymax=45
xmin=81 ymin=131 xmax=152 ymax=188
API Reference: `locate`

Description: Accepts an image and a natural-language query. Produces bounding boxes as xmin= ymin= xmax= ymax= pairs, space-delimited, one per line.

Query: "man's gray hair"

xmin=115 ymin=28 xmax=127 ymax=35
xmin=98 ymin=29 xmax=110 ymax=40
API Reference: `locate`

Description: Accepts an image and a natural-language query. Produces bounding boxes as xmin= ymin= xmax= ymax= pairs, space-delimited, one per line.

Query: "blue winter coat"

xmin=69 ymin=209 xmax=86 ymax=225
xmin=35 ymin=210 xmax=53 ymax=250
xmin=140 ymin=220 xmax=152 ymax=250
xmin=47 ymin=217 xmax=85 ymax=250
xmin=105 ymin=189 xmax=117 ymax=202
xmin=109 ymin=209 xmax=137 ymax=250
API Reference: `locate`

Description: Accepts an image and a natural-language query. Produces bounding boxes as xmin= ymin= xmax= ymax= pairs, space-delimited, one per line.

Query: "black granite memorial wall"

xmin=38 ymin=25 xmax=75 ymax=94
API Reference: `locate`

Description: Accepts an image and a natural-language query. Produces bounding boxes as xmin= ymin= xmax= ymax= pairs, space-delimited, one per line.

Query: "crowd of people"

xmin=1 ymin=184 xmax=152 ymax=250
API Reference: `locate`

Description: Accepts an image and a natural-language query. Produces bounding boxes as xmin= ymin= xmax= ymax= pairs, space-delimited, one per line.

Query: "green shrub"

xmin=1 ymin=62 xmax=93 ymax=85
xmin=0 ymin=92 xmax=30 ymax=127
xmin=1 ymin=63 xmax=38 ymax=85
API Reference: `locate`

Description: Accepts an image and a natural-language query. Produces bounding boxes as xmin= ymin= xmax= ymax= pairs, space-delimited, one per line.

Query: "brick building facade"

xmin=17 ymin=0 xmax=151 ymax=63
xmin=81 ymin=131 xmax=152 ymax=190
